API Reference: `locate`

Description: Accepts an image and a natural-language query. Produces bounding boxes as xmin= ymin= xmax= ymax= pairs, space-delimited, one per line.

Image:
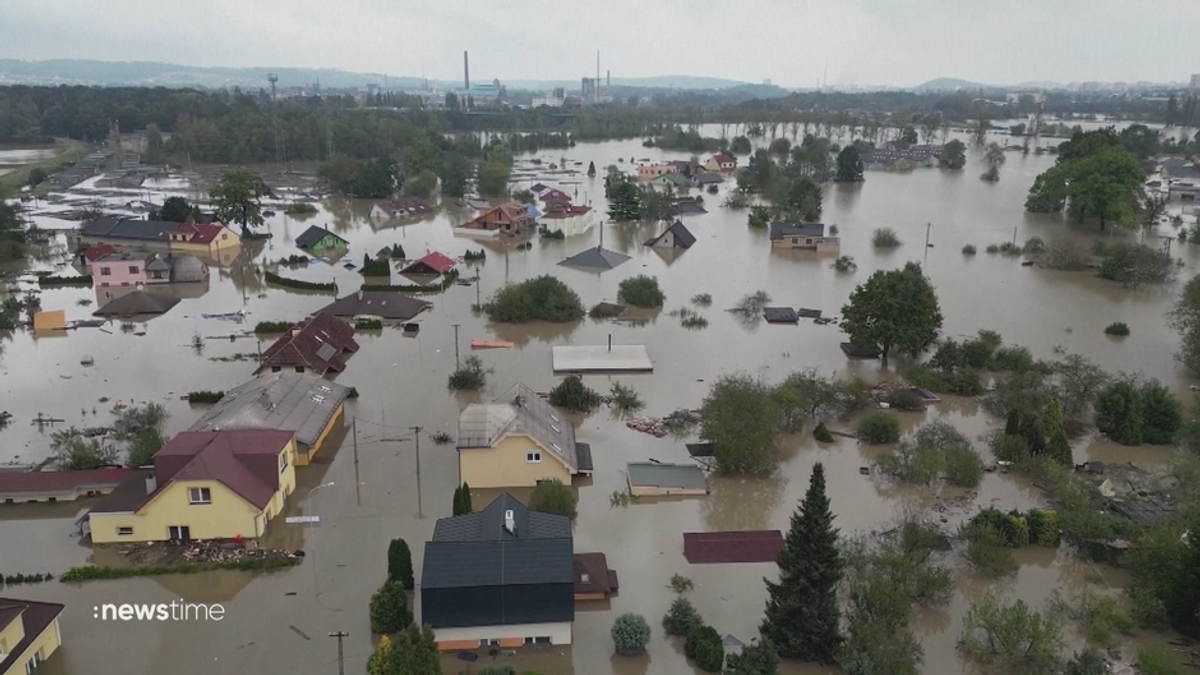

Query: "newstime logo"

xmin=93 ymin=601 xmax=225 ymax=622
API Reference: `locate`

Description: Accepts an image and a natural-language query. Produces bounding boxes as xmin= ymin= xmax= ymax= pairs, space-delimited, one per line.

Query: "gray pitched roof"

xmin=81 ymin=216 xmax=177 ymax=242
xmin=645 ymin=220 xmax=696 ymax=249
xmin=188 ymin=373 xmax=349 ymax=451
xmin=769 ymin=222 xmax=825 ymax=240
xmin=295 ymin=225 xmax=346 ymax=248
xmin=693 ymin=172 xmax=724 ymax=185
xmin=558 ymin=246 xmax=630 ymax=271
xmin=457 ymin=383 xmax=582 ymax=472
xmin=92 ymin=291 xmax=180 ymax=316
xmin=672 ymin=201 xmax=707 ymax=215
xmin=423 ymin=493 xmax=573 ymax=590
xmin=317 ymin=291 xmax=431 ymax=321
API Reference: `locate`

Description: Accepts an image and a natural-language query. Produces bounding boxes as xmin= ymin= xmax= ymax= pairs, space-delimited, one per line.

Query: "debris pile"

xmin=626 ymin=409 xmax=702 ymax=437
xmin=117 ymin=539 xmax=303 ymax=566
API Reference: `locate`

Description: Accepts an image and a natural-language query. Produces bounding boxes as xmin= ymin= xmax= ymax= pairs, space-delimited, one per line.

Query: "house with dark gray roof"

xmin=769 ymin=222 xmax=840 ymax=252
xmin=558 ymin=246 xmax=630 ymax=272
xmin=421 ymin=493 xmax=574 ymax=650
xmin=317 ymin=290 xmax=430 ymax=322
xmin=644 ymin=220 xmax=696 ymax=249
xmin=457 ymin=383 xmax=593 ymax=489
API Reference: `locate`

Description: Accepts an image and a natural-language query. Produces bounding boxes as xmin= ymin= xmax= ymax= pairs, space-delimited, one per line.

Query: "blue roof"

xmin=525 ymin=204 xmax=544 ymax=219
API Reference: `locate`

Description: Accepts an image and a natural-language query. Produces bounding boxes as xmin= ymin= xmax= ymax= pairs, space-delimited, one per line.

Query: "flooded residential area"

xmin=2 ymin=7 xmax=1200 ymax=675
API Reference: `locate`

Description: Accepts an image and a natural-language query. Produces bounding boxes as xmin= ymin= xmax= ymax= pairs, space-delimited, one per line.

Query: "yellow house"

xmin=456 ymin=383 xmax=593 ymax=489
xmin=0 ymin=598 xmax=64 ymax=675
xmin=167 ymin=222 xmax=241 ymax=257
xmin=87 ymin=430 xmax=297 ymax=544
xmin=187 ymin=373 xmax=350 ymax=466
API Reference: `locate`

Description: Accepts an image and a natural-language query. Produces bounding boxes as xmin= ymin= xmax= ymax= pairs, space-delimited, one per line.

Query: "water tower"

xmin=267 ymin=74 xmax=284 ymax=163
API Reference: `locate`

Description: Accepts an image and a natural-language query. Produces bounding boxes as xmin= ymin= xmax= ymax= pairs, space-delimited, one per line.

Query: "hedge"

xmin=38 ymin=275 xmax=92 ymax=287
xmin=355 ymin=318 xmax=383 ymax=330
xmin=187 ymin=391 xmax=225 ymax=404
xmin=254 ymin=320 xmax=294 ymax=334
xmin=362 ymin=269 xmax=459 ymax=294
xmin=59 ymin=554 xmax=300 ymax=582
xmin=264 ymin=270 xmax=335 ymax=292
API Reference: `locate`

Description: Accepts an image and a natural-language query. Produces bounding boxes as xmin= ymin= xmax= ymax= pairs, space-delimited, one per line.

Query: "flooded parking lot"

xmin=1 ymin=126 xmax=1196 ymax=673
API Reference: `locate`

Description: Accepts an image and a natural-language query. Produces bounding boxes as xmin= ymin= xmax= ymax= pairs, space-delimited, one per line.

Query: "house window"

xmin=805 ymin=238 xmax=813 ymax=245
xmin=271 ymin=366 xmax=282 ymax=373
xmin=295 ymin=365 xmax=305 ymax=373
xmin=189 ymin=487 xmax=212 ymax=505
xmin=100 ymin=266 xmax=111 ymax=276
xmin=117 ymin=526 xmax=134 ymax=536
xmin=535 ymin=636 xmax=552 ymax=644
xmin=478 ymin=639 xmax=499 ymax=647
xmin=221 ymin=233 xmax=228 ymax=240
xmin=129 ymin=266 xmax=139 ymax=274
xmin=792 ymin=237 xmax=799 ymax=244
xmin=526 ymin=451 xmax=542 ymax=463
xmin=279 ymin=451 xmax=288 ymax=473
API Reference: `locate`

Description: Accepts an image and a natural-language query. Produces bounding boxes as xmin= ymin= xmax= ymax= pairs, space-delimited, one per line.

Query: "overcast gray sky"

xmin=2 ymin=0 xmax=1195 ymax=87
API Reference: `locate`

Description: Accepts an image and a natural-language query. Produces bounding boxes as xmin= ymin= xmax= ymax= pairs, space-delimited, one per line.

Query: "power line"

xmin=328 ymin=632 xmax=348 ymax=675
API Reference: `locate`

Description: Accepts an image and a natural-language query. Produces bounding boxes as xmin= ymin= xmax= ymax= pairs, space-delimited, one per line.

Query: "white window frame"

xmin=526 ymin=451 xmax=542 ymax=463
xmin=188 ymin=487 xmax=212 ymax=505
xmin=279 ymin=451 xmax=288 ymax=473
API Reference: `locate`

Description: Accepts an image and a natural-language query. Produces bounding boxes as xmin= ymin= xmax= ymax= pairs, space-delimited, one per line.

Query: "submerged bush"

xmin=617 ymin=275 xmax=666 ymax=308
xmin=872 ymin=227 xmax=902 ymax=248
xmin=1104 ymin=321 xmax=1130 ymax=337
xmin=857 ymin=412 xmax=901 ymax=444
xmin=482 ymin=275 xmax=584 ymax=323
xmin=962 ymin=244 xmax=977 ymax=255
xmin=548 ymin=375 xmax=604 ymax=413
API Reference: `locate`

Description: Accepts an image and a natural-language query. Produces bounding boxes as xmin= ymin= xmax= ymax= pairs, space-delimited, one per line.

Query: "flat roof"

xmin=683 ymin=530 xmax=784 ymax=564
xmin=552 ymin=345 xmax=653 ymax=373
xmin=627 ymin=462 xmax=707 ymax=491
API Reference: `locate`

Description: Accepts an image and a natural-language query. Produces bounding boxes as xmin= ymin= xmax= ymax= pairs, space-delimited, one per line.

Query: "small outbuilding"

xmin=92 ymin=291 xmax=179 ymax=317
xmin=32 ymin=309 xmax=67 ymax=331
xmin=683 ymin=530 xmax=785 ymax=564
xmin=763 ymin=307 xmax=799 ymax=324
xmin=627 ymin=462 xmax=708 ymax=497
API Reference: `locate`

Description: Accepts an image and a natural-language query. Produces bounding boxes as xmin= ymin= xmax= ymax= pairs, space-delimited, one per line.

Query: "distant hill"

xmin=913 ymin=77 xmax=1001 ymax=92
xmin=0 ymin=59 xmax=759 ymax=92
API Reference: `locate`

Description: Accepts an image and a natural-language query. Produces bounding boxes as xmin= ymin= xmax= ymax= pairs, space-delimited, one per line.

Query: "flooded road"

xmin=1 ymin=125 xmax=1195 ymax=674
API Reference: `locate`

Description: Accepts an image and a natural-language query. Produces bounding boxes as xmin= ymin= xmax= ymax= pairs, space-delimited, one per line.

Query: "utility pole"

xmin=410 ymin=426 xmax=422 ymax=477
xmin=452 ymin=324 xmax=461 ymax=366
xmin=924 ymin=222 xmax=931 ymax=249
xmin=328 ymin=632 xmax=348 ymax=675
xmin=1011 ymin=227 xmax=1017 ymax=247
xmin=351 ymin=417 xmax=358 ymax=467
xmin=475 ymin=276 xmax=481 ymax=308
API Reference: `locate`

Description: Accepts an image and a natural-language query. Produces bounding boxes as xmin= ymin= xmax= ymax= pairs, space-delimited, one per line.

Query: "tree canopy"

xmin=1025 ymin=129 xmax=1145 ymax=230
xmin=210 ymin=170 xmax=272 ymax=234
xmin=834 ymin=146 xmax=864 ymax=182
xmin=700 ymin=374 xmax=780 ymax=475
xmin=841 ymin=262 xmax=943 ymax=365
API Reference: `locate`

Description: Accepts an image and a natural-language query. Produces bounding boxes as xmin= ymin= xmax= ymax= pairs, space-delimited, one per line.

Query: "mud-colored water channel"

xmin=1 ymin=124 xmax=1195 ymax=674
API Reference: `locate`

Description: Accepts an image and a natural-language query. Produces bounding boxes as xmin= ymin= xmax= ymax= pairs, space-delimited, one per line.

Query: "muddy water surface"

xmin=1 ymin=128 xmax=1195 ymax=674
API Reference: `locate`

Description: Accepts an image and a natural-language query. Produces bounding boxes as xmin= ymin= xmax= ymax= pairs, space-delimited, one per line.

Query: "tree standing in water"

xmin=210 ymin=170 xmax=272 ymax=235
xmin=760 ymin=462 xmax=844 ymax=663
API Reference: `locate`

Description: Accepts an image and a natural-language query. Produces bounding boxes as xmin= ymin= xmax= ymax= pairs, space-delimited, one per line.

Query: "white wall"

xmin=433 ymin=621 xmax=572 ymax=646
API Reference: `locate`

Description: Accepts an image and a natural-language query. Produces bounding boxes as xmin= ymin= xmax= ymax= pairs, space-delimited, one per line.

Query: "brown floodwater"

xmin=1 ymin=125 xmax=1196 ymax=674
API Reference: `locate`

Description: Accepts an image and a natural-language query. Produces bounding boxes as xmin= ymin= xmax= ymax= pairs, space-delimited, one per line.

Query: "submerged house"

xmin=188 ymin=373 xmax=349 ymax=466
xmin=370 ymin=197 xmax=434 ymax=221
xmin=0 ymin=597 xmax=65 ymax=675
xmin=294 ymin=225 xmax=349 ymax=255
xmin=421 ymin=493 xmax=574 ymax=650
xmin=768 ymin=222 xmax=840 ymax=252
xmin=80 ymin=217 xmax=239 ymax=256
xmin=456 ymin=383 xmax=593 ymax=489
xmin=256 ymin=313 xmax=359 ymax=376
xmin=704 ymin=153 xmax=737 ymax=172
xmin=400 ymin=251 xmax=457 ymax=276
xmin=458 ymin=203 xmax=537 ymax=237
xmin=636 ymin=164 xmax=674 ymax=181
xmin=86 ymin=430 xmax=297 ymax=543
xmin=317 ymin=290 xmax=431 ymax=323
xmin=644 ymin=220 xmax=696 ymax=249
xmin=652 ymin=173 xmax=695 ymax=191
xmin=539 ymin=203 xmax=593 ymax=236
xmin=86 ymin=251 xmax=207 ymax=287
xmin=0 ymin=468 xmax=132 ymax=504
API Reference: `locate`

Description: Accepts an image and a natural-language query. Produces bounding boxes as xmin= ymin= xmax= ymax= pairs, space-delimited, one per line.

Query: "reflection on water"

xmin=1 ymin=125 xmax=1195 ymax=674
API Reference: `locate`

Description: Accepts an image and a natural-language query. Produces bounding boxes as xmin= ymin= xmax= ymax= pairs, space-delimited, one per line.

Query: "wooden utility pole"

xmin=351 ymin=417 xmax=358 ymax=467
xmin=924 ymin=222 xmax=931 ymax=248
xmin=410 ymin=426 xmax=422 ymax=477
xmin=452 ymin=324 xmax=461 ymax=366
xmin=328 ymin=632 xmax=348 ymax=675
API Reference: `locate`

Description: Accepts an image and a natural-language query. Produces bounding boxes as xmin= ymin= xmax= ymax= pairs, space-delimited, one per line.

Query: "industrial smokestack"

xmin=607 ymin=70 xmax=610 ymax=87
xmin=463 ymin=51 xmax=470 ymax=90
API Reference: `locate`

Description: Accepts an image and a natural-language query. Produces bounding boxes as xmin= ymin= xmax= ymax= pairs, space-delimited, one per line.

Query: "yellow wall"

xmin=0 ymin=614 xmax=25 ymax=656
xmin=91 ymin=441 xmax=296 ymax=543
xmin=298 ymin=404 xmax=344 ymax=466
xmin=1 ymin=615 xmax=61 ymax=675
xmin=169 ymin=227 xmax=241 ymax=257
xmin=459 ymin=435 xmax=571 ymax=489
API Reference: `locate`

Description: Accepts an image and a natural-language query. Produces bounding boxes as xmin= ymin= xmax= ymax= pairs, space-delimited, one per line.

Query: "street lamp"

xmin=308 ymin=482 xmax=335 ymax=598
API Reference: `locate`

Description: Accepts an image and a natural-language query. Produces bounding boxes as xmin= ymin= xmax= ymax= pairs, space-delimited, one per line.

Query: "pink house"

xmin=92 ymin=252 xmax=153 ymax=288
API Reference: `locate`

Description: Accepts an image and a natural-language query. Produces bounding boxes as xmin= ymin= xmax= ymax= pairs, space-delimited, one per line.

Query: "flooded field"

xmin=0 ymin=146 xmax=60 ymax=176
xmin=1 ymin=126 xmax=1196 ymax=674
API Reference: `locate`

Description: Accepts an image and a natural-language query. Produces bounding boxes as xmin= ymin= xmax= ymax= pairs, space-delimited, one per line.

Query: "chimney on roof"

xmin=145 ymin=473 xmax=157 ymax=494
xmin=357 ymin=289 xmax=363 ymax=302
xmin=504 ymin=509 xmax=516 ymax=535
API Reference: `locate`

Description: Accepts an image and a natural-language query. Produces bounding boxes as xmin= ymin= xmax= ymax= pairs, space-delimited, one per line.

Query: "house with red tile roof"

xmin=400 ymin=251 xmax=457 ymax=276
xmin=80 ymin=217 xmax=239 ymax=257
xmin=0 ymin=467 xmax=132 ymax=504
xmin=256 ymin=312 xmax=360 ymax=376
xmin=457 ymin=203 xmax=536 ymax=237
xmin=86 ymin=430 xmax=297 ymax=543
xmin=704 ymin=153 xmax=738 ymax=172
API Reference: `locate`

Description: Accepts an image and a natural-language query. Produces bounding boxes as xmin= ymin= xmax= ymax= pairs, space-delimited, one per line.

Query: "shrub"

xmin=612 ymin=613 xmax=651 ymax=656
xmin=1023 ymin=236 xmax=1046 ymax=254
xmin=361 ymin=269 xmax=459 ymax=294
xmin=483 ymin=275 xmax=584 ymax=323
xmin=944 ymin=443 xmax=984 ymax=487
xmin=691 ymin=293 xmax=713 ymax=307
xmin=1136 ymin=645 xmax=1184 ymax=675
xmin=264 ymin=271 xmax=336 ymax=292
xmin=284 ymin=202 xmax=318 ymax=215
xmin=255 ymin=320 xmax=296 ymax=334
xmin=1104 ymin=321 xmax=1130 ymax=337
xmin=662 ymin=597 xmax=704 ymax=636
xmin=1026 ymin=509 xmax=1061 ymax=547
xmin=990 ymin=346 xmax=1038 ymax=373
xmin=813 ymin=421 xmax=834 ymax=442
xmin=857 ymin=412 xmax=900 ymax=444
xmin=986 ymin=244 xmax=1000 ymax=253
xmin=354 ymin=318 xmax=383 ymax=330
xmin=386 ymin=539 xmax=414 ymax=589
xmin=589 ymin=302 xmax=624 ymax=318
xmin=360 ymin=255 xmax=391 ymax=276
xmin=548 ymin=375 xmax=604 ymax=413
xmin=958 ymin=592 xmax=1064 ymax=671
xmin=609 ymin=382 xmax=644 ymax=412
xmin=1039 ymin=242 xmax=1090 ymax=270
xmin=476 ymin=667 xmax=517 ymax=675
xmin=886 ymin=389 xmax=925 ymax=411
xmin=906 ymin=366 xmax=984 ymax=396
xmin=669 ymin=573 xmax=694 ymax=593
xmin=187 ymin=391 xmax=224 ymax=404
xmin=871 ymin=227 xmax=901 ymax=248
xmin=962 ymin=244 xmax=977 ymax=255
xmin=447 ymin=355 xmax=489 ymax=391
xmin=1097 ymin=243 xmax=1176 ymax=288
xmin=369 ymin=581 xmax=412 ymax=634
xmin=1140 ymin=381 xmax=1182 ymax=445
xmin=998 ymin=241 xmax=1023 ymax=255
xmin=617 ymin=275 xmax=665 ymax=308
xmin=831 ymin=255 xmax=858 ymax=272
xmin=962 ymin=522 xmax=1019 ymax=577
xmin=528 ymin=478 xmax=577 ymax=519
xmin=37 ymin=275 xmax=92 ymax=287
xmin=684 ymin=625 xmax=723 ymax=667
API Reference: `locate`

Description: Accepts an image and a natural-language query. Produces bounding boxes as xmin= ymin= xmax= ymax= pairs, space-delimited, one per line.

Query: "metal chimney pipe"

xmin=463 ymin=51 xmax=470 ymax=90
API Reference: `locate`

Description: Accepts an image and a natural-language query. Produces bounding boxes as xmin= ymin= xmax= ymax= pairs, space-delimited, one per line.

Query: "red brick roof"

xmin=150 ymin=430 xmax=294 ymax=509
xmin=683 ymin=530 xmax=784 ymax=564
xmin=0 ymin=467 xmax=131 ymax=495
xmin=711 ymin=153 xmax=735 ymax=164
xmin=174 ymin=222 xmax=227 ymax=244
xmin=404 ymin=251 xmax=457 ymax=275
xmin=82 ymin=244 xmax=118 ymax=262
xmin=258 ymin=312 xmax=359 ymax=375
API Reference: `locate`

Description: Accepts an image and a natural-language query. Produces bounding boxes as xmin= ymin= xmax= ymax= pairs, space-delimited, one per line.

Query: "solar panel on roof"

xmin=315 ymin=343 xmax=337 ymax=361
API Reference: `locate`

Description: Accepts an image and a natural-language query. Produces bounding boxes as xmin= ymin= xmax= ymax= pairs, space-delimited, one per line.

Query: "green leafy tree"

xmin=1171 ymin=275 xmax=1200 ymax=376
xmin=919 ymin=116 xmax=942 ymax=144
xmin=438 ymin=153 xmax=469 ymax=197
xmin=401 ymin=169 xmax=437 ymax=199
xmin=958 ymin=591 xmax=1064 ymax=673
xmin=731 ymin=136 xmax=752 ymax=154
xmin=1042 ymin=399 xmax=1072 ymax=465
xmin=760 ymin=462 xmax=843 ymax=663
xmin=27 ymin=168 xmax=47 ymax=187
xmin=1095 ymin=380 xmax=1143 ymax=445
xmin=406 ymin=137 xmax=443 ymax=175
xmin=899 ymin=126 xmax=918 ymax=144
xmin=548 ymin=375 xmax=604 ymax=413
xmin=482 ymin=275 xmax=584 ymax=323
xmin=126 ymin=430 xmax=165 ymax=468
xmin=612 ymin=613 xmax=651 ymax=656
xmin=841 ymin=262 xmax=943 ymax=365
xmin=0 ymin=201 xmax=28 ymax=262
xmin=369 ymin=580 xmax=412 ymax=634
xmin=210 ymin=170 xmax=272 ymax=235
xmin=477 ymin=161 xmax=511 ymax=196
xmin=50 ymin=429 xmax=119 ymax=470
xmin=154 ymin=196 xmax=199 ymax=223
xmin=685 ymin=625 xmax=725 ymax=672
xmin=452 ymin=483 xmax=473 ymax=515
xmin=143 ymin=123 xmax=166 ymax=165
xmin=617 ymin=275 xmax=665 ymax=308
xmin=700 ymin=374 xmax=780 ymax=475
xmin=939 ymin=139 xmax=966 ymax=169
xmin=1025 ymin=131 xmax=1144 ymax=230
xmin=529 ymin=478 xmax=577 ymax=519
xmin=587 ymin=160 xmax=596 ymax=177
xmin=1140 ymin=381 xmax=1182 ymax=445
xmin=389 ymin=624 xmax=441 ymax=674
xmin=386 ymin=539 xmax=414 ymax=590
xmin=366 ymin=635 xmax=395 ymax=675
xmin=663 ymin=597 xmax=704 ymax=636
xmin=605 ymin=173 xmax=642 ymax=221
xmin=728 ymin=639 xmax=781 ymax=675
xmin=981 ymin=142 xmax=1006 ymax=182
